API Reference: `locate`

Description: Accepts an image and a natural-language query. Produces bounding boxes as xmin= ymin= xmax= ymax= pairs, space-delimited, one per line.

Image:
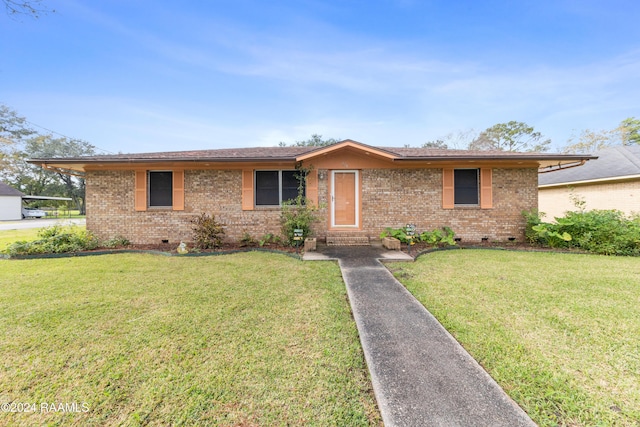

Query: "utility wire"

xmin=24 ymin=120 xmax=116 ymax=154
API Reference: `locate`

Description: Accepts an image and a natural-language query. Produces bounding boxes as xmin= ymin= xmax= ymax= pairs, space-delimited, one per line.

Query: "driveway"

xmin=0 ymin=218 xmax=86 ymax=231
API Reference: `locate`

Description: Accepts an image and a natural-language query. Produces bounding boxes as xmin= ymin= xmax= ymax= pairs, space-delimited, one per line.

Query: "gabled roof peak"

xmin=0 ymin=181 xmax=24 ymax=197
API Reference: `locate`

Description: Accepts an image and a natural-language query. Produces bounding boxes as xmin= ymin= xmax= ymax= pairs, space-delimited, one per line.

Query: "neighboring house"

xmin=0 ymin=181 xmax=25 ymax=221
xmin=30 ymin=140 xmax=592 ymax=245
xmin=539 ymin=145 xmax=640 ymax=219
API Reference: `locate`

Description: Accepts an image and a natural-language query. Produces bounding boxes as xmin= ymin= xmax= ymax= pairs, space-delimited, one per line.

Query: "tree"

xmin=1 ymin=105 xmax=37 ymax=180
xmin=0 ymin=104 xmax=35 ymax=145
xmin=22 ymin=135 xmax=95 ymax=214
xmin=422 ymin=139 xmax=449 ymax=149
xmin=469 ymin=121 xmax=551 ymax=152
xmin=620 ymin=117 xmax=640 ymax=146
xmin=561 ymin=117 xmax=639 ymax=154
xmin=3 ymin=0 xmax=53 ymax=18
xmin=0 ymin=135 xmax=95 ymax=215
xmin=279 ymin=134 xmax=339 ymax=147
xmin=0 ymin=104 xmax=96 ymax=214
xmin=561 ymin=128 xmax=619 ymax=154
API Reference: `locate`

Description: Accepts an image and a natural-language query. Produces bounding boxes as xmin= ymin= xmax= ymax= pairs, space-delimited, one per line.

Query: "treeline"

xmin=0 ymin=104 xmax=95 ymax=214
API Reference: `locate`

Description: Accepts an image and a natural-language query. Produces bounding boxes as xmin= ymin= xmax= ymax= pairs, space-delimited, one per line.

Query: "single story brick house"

xmin=539 ymin=145 xmax=640 ymax=219
xmin=30 ymin=140 xmax=592 ymax=245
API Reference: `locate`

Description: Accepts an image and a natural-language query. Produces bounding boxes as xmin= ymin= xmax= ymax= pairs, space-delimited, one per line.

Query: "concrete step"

xmin=326 ymin=235 xmax=370 ymax=246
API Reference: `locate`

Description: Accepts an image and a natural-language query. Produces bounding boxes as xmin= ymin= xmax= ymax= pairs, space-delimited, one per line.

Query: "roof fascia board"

xmin=395 ymin=154 xmax=597 ymax=163
xmin=29 ymin=157 xmax=299 ymax=164
xmin=539 ymin=174 xmax=640 ymax=188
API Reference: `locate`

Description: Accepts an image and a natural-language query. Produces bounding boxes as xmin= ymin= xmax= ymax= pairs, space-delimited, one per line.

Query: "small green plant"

xmin=522 ymin=208 xmax=545 ymax=244
xmin=3 ymin=224 xmax=99 ymax=256
xmin=103 ymin=235 xmax=131 ymax=248
xmin=258 ymin=233 xmax=280 ymax=247
xmin=239 ymin=232 xmax=257 ymax=247
xmin=568 ymin=188 xmax=587 ymax=212
xmin=191 ymin=213 xmax=225 ymax=249
xmin=531 ymin=223 xmax=572 ymax=248
xmin=381 ymin=226 xmax=457 ymax=247
xmin=380 ymin=227 xmax=409 ymax=243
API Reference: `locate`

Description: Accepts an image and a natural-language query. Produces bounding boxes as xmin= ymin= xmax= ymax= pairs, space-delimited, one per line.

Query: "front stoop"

xmin=326 ymin=232 xmax=371 ymax=246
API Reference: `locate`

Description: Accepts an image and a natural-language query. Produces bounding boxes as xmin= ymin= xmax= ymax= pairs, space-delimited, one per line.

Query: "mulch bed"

xmin=98 ymin=242 xmax=301 ymax=255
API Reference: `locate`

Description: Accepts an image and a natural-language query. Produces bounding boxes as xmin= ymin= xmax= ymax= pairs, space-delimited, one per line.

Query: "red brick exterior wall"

xmin=86 ymin=167 xmax=537 ymax=244
xmin=359 ymin=168 xmax=537 ymax=241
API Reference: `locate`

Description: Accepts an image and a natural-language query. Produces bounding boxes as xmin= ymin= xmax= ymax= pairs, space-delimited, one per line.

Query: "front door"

xmin=331 ymin=170 xmax=359 ymax=228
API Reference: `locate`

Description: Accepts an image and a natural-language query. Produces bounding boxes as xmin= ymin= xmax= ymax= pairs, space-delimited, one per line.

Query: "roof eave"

xmin=539 ymin=173 xmax=640 ymax=188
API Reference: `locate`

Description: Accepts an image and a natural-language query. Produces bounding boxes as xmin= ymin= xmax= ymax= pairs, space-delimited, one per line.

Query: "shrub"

xmin=522 ymin=209 xmax=640 ymax=256
xmin=3 ymin=224 xmax=99 ymax=256
xmin=191 ymin=213 xmax=225 ymax=249
xmin=380 ymin=226 xmax=457 ymax=247
xmin=380 ymin=227 xmax=410 ymax=243
xmin=258 ymin=233 xmax=281 ymax=247
xmin=420 ymin=227 xmax=456 ymax=247
xmin=557 ymin=210 xmax=640 ymax=256
xmin=280 ymin=195 xmax=320 ymax=246
xmin=103 ymin=235 xmax=131 ymax=248
xmin=522 ymin=208 xmax=544 ymax=244
xmin=239 ymin=232 xmax=257 ymax=247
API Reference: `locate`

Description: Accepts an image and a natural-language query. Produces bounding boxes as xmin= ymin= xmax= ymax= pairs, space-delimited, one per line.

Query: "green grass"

xmin=48 ymin=209 xmax=85 ymax=219
xmin=0 ymin=228 xmax=40 ymax=251
xmin=0 ymin=253 xmax=381 ymax=426
xmin=390 ymin=249 xmax=640 ymax=426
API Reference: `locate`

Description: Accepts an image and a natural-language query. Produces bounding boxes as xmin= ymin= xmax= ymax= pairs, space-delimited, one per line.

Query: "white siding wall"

xmin=0 ymin=196 xmax=22 ymax=220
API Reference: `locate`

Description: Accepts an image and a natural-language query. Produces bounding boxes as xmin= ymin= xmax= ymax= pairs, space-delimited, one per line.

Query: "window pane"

xmin=149 ymin=171 xmax=173 ymax=207
xmin=255 ymin=171 xmax=279 ymax=205
xmin=454 ymin=169 xmax=479 ymax=205
xmin=282 ymin=170 xmax=303 ymax=202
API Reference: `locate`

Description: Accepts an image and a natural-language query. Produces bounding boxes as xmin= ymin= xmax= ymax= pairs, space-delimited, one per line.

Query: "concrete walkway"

xmin=305 ymin=244 xmax=536 ymax=427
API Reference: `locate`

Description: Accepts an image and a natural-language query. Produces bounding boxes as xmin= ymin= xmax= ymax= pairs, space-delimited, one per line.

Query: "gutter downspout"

xmin=538 ymin=160 xmax=586 ymax=174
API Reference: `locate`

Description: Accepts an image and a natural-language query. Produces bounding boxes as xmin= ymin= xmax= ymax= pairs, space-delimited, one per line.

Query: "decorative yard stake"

xmin=293 ymin=229 xmax=304 ymax=254
xmin=406 ymin=224 xmax=416 ymax=256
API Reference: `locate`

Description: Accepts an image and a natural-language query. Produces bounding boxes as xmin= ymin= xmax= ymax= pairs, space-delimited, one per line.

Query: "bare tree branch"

xmin=3 ymin=0 xmax=53 ymax=18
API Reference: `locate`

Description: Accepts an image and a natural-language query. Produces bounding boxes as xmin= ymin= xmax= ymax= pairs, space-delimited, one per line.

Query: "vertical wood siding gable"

xmin=442 ymin=168 xmax=454 ymax=209
xmin=242 ymin=169 xmax=254 ymax=211
xmin=134 ymin=170 xmax=147 ymax=211
xmin=172 ymin=170 xmax=185 ymax=211
xmin=480 ymin=168 xmax=493 ymax=209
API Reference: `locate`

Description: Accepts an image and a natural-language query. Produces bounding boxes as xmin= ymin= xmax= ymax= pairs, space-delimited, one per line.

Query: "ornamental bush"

xmin=379 ymin=226 xmax=456 ymax=247
xmin=4 ymin=224 xmax=99 ymax=256
xmin=522 ymin=209 xmax=640 ymax=256
xmin=280 ymin=194 xmax=320 ymax=246
xmin=191 ymin=213 xmax=225 ymax=249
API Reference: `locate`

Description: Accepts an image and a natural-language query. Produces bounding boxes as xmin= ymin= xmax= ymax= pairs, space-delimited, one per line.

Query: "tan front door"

xmin=331 ymin=170 xmax=359 ymax=227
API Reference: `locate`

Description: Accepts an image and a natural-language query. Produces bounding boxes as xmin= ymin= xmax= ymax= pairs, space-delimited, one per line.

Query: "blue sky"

xmin=1 ymin=0 xmax=639 ymax=154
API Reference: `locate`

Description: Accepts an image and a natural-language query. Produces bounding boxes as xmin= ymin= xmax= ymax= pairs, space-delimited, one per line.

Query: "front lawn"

xmin=0 ymin=252 xmax=381 ymax=426
xmin=390 ymin=250 xmax=640 ymax=426
xmin=0 ymin=228 xmax=40 ymax=251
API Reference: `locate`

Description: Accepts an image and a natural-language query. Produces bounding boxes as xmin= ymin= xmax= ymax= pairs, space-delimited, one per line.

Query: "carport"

xmin=21 ymin=195 xmax=73 ymax=218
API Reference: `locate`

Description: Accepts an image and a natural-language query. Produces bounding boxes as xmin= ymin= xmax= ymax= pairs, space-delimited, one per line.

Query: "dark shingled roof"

xmin=61 ymin=146 xmax=314 ymax=161
xmin=28 ymin=140 xmax=596 ymax=173
xmin=539 ymin=145 xmax=640 ymax=186
xmin=0 ymin=181 xmax=24 ymax=197
xmin=29 ymin=143 xmax=589 ymax=162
